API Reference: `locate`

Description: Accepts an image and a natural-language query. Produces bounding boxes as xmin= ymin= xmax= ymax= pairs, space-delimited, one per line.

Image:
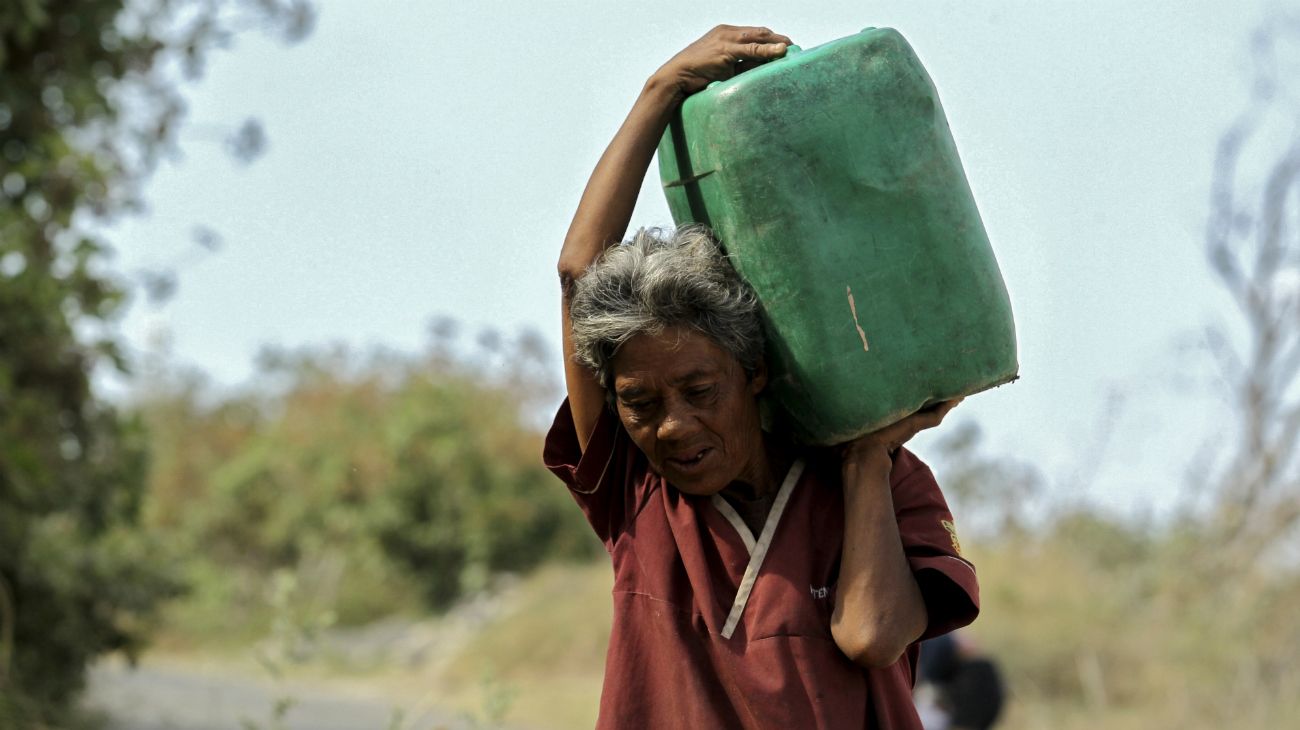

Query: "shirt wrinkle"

xmin=612 ymin=589 xmax=707 ymax=621
xmin=747 ymin=631 xmax=840 ymax=644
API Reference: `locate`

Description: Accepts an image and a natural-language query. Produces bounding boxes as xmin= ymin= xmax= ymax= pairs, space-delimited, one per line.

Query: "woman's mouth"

xmin=667 ymin=447 xmax=713 ymax=474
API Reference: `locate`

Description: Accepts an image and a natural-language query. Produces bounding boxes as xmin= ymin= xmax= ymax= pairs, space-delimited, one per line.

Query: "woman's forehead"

xmin=612 ymin=328 xmax=738 ymax=388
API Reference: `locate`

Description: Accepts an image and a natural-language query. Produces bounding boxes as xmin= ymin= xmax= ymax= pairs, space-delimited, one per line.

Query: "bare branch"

xmin=1201 ymin=14 xmax=1300 ymax=570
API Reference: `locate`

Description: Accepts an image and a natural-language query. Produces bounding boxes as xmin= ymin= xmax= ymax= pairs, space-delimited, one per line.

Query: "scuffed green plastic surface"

xmin=658 ymin=27 xmax=1018 ymax=445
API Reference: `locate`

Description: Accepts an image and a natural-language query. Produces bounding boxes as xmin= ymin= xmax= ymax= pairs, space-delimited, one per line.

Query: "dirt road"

xmin=84 ymin=660 xmax=483 ymax=730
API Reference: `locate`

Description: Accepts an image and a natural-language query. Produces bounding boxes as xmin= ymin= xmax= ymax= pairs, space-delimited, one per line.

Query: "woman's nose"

xmin=656 ymin=404 xmax=698 ymax=441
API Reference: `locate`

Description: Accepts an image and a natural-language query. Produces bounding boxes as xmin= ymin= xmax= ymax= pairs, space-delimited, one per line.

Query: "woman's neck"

xmin=730 ymin=431 xmax=794 ymax=498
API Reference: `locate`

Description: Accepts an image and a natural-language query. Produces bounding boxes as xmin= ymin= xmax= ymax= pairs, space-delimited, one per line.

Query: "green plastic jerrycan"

xmin=658 ymin=27 xmax=1018 ymax=445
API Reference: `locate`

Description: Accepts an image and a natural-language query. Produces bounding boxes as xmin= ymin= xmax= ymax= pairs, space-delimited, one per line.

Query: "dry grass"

xmin=433 ymin=542 xmax=1299 ymax=730
xmin=140 ymin=535 xmax=1299 ymax=729
xmin=434 ymin=562 xmax=612 ymax=729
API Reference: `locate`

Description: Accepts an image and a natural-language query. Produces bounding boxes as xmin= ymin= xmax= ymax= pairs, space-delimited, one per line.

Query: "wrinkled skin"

xmin=611 ymin=327 xmax=770 ymax=495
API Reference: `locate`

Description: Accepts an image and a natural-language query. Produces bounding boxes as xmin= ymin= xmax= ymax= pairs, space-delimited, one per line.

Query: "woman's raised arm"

xmin=558 ymin=25 xmax=791 ymax=450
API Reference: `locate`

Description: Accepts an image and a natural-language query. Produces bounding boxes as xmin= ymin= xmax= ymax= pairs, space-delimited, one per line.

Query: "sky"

xmin=105 ymin=0 xmax=1291 ymax=517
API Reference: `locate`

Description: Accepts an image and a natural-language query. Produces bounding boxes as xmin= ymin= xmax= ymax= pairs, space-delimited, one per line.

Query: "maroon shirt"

xmin=544 ymin=400 xmax=978 ymax=729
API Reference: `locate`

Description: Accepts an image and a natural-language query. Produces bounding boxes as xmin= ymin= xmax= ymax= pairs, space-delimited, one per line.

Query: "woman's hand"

xmin=841 ymin=399 xmax=963 ymax=473
xmin=650 ymin=25 xmax=793 ymax=102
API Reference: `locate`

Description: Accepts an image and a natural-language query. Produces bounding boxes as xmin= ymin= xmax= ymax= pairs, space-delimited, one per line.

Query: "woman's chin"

xmin=669 ymin=477 xmax=729 ymax=496
xmin=658 ymin=448 xmax=731 ymax=494
xmin=660 ymin=464 xmax=732 ymax=495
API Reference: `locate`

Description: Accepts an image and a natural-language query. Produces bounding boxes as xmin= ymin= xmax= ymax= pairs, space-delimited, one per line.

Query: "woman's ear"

xmin=748 ymin=360 xmax=768 ymax=395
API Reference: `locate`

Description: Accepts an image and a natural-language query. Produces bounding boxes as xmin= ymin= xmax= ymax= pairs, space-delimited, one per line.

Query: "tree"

xmin=370 ymin=338 xmax=599 ymax=611
xmin=1174 ymin=14 xmax=1300 ymax=722
xmin=0 ymin=1 xmax=311 ymax=723
xmin=1203 ymin=13 xmax=1300 ymax=571
xmin=137 ymin=335 xmax=600 ymax=625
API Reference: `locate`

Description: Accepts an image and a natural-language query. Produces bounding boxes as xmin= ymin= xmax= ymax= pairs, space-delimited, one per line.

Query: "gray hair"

xmin=569 ymin=225 xmax=766 ymax=389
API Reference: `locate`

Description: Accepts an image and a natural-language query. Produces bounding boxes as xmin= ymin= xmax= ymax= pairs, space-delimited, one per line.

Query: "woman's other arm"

xmin=831 ymin=399 xmax=962 ymax=668
xmin=557 ymin=25 xmax=791 ymax=451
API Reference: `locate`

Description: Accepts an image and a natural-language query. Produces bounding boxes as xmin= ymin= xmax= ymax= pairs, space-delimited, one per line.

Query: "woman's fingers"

xmin=903 ymin=399 xmax=961 ymax=441
xmin=860 ymin=398 xmax=963 ymax=452
xmin=726 ymin=26 xmax=791 ymax=60
xmin=707 ymin=25 xmax=792 ymax=64
xmin=840 ymin=397 xmax=962 ymax=463
xmin=909 ymin=398 xmax=962 ymax=432
xmin=727 ymin=36 xmax=789 ymax=76
xmin=732 ymin=26 xmax=794 ymax=46
xmin=732 ymin=47 xmax=787 ymax=75
xmin=729 ymin=41 xmax=789 ymax=62
xmin=656 ymin=26 xmax=792 ymax=99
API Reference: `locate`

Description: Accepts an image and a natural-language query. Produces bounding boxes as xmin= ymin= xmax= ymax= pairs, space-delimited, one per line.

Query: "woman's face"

xmin=610 ymin=326 xmax=767 ymax=495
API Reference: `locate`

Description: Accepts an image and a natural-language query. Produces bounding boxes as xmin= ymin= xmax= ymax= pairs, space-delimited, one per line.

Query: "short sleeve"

xmin=542 ymin=398 xmax=651 ymax=548
xmin=890 ymin=448 xmax=980 ymax=640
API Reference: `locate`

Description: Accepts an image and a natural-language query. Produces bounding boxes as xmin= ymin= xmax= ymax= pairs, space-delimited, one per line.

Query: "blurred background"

xmin=2 ymin=1 xmax=1299 ymax=728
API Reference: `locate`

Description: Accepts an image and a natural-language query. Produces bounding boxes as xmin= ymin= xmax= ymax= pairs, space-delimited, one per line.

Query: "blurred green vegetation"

xmin=135 ymin=337 xmax=601 ymax=645
xmin=1 ymin=0 xmax=311 ymax=725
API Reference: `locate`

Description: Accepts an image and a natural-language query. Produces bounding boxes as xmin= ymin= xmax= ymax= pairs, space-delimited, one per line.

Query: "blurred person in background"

xmin=545 ymin=25 xmax=979 ymax=729
xmin=915 ymin=632 xmax=1006 ymax=730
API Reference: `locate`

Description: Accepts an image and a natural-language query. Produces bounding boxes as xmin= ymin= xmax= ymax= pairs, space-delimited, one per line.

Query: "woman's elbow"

xmin=557 ymin=259 xmax=582 ymax=287
xmin=830 ymin=613 xmax=925 ymax=669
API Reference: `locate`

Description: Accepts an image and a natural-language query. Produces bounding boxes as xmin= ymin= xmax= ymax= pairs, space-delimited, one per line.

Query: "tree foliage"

xmin=138 ymin=336 xmax=600 ymax=629
xmin=0 ymin=0 xmax=311 ymax=723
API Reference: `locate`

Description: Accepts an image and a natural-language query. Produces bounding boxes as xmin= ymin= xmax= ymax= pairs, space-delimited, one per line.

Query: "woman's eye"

xmin=687 ymin=386 xmax=715 ymax=400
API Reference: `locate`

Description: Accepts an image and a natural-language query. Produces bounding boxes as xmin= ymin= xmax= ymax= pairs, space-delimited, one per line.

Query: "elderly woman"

xmin=547 ymin=26 xmax=978 ymax=729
